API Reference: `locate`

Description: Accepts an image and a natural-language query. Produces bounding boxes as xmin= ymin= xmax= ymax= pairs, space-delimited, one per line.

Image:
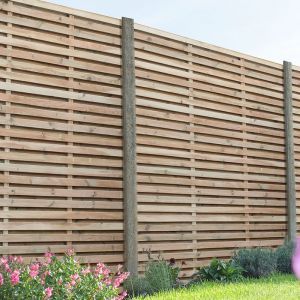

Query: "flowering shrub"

xmin=0 ymin=249 xmax=129 ymax=299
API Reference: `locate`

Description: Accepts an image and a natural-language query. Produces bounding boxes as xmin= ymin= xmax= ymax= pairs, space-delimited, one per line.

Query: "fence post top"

xmin=122 ymin=17 xmax=134 ymax=23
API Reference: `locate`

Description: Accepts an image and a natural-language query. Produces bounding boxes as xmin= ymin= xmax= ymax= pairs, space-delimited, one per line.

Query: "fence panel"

xmin=0 ymin=0 xmax=296 ymax=277
xmin=0 ymin=0 xmax=124 ymax=265
xmin=134 ymin=24 xmax=287 ymax=277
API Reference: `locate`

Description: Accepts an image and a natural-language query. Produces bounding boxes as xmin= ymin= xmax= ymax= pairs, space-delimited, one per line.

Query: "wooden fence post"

xmin=283 ymin=61 xmax=297 ymax=242
xmin=122 ymin=17 xmax=138 ymax=275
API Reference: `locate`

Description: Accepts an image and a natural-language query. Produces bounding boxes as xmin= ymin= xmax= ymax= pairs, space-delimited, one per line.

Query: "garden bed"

xmin=133 ymin=274 xmax=299 ymax=300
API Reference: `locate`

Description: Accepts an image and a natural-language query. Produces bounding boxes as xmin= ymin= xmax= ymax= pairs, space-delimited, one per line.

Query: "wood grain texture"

xmin=0 ymin=0 xmax=124 ymax=267
xmin=134 ymin=23 xmax=287 ymax=276
xmin=0 ymin=0 xmax=295 ymax=278
xmin=284 ymin=61 xmax=296 ymax=242
xmin=122 ymin=17 xmax=138 ymax=275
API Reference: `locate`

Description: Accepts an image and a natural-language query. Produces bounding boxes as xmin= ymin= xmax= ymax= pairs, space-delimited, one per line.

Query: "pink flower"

xmin=16 ymin=256 xmax=23 ymax=264
xmin=70 ymin=273 xmax=79 ymax=281
xmin=44 ymin=287 xmax=53 ymax=299
xmin=113 ymin=278 xmax=122 ymax=288
xmin=113 ymin=272 xmax=130 ymax=288
xmin=70 ymin=280 xmax=76 ymax=286
xmin=30 ymin=263 xmax=40 ymax=271
xmin=81 ymin=267 xmax=90 ymax=276
xmin=29 ymin=263 xmax=40 ymax=278
xmin=30 ymin=270 xmax=39 ymax=278
xmin=4 ymin=263 xmax=12 ymax=273
xmin=44 ymin=252 xmax=53 ymax=264
xmin=104 ymin=278 xmax=112 ymax=285
xmin=10 ymin=270 xmax=20 ymax=285
xmin=44 ymin=252 xmax=53 ymax=259
xmin=94 ymin=262 xmax=110 ymax=278
xmin=70 ymin=273 xmax=80 ymax=286
xmin=96 ymin=262 xmax=105 ymax=269
xmin=0 ymin=273 xmax=3 ymax=286
xmin=8 ymin=256 xmax=19 ymax=263
xmin=66 ymin=248 xmax=75 ymax=256
xmin=0 ymin=257 xmax=8 ymax=266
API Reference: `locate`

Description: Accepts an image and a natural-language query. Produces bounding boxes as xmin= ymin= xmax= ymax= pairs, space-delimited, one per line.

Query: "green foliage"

xmin=193 ymin=258 xmax=244 ymax=283
xmin=145 ymin=260 xmax=180 ymax=293
xmin=275 ymin=241 xmax=294 ymax=274
xmin=0 ymin=250 xmax=129 ymax=300
xmin=123 ymin=276 xmax=152 ymax=297
xmin=233 ymin=247 xmax=277 ymax=278
xmin=125 ymin=258 xmax=180 ymax=297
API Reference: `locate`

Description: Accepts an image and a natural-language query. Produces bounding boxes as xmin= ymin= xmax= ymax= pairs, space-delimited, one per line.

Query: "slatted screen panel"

xmin=0 ymin=0 xmax=124 ymax=265
xmin=243 ymin=60 xmax=286 ymax=249
xmin=0 ymin=0 xmax=293 ymax=278
xmin=292 ymin=66 xmax=300 ymax=234
xmin=134 ymin=24 xmax=287 ymax=277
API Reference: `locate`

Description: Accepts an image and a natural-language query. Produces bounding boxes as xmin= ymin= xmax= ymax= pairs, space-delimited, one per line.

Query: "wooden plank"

xmin=0 ymin=151 xmax=122 ymax=167
xmin=0 ymin=37 xmax=121 ymax=66
xmin=0 ymin=162 xmax=122 ymax=177
xmin=0 ymin=175 xmax=122 ymax=188
xmin=0 ymin=244 xmax=123 ymax=255
xmin=10 ymin=0 xmax=121 ymax=26
xmin=4 ymin=2 xmax=121 ymax=36
xmin=138 ymin=223 xmax=286 ymax=232
xmin=0 ymin=83 xmax=122 ymax=106
xmin=284 ymin=61 xmax=297 ymax=242
xmin=0 ymin=187 xmax=122 ymax=198
xmin=0 ymin=233 xmax=123 ymax=243
xmin=0 ymin=93 xmax=122 ymax=116
xmin=0 ymin=58 xmax=121 ymax=86
xmin=134 ymin=24 xmax=282 ymax=69
xmin=122 ymin=17 xmax=138 ymax=275
xmin=0 ymin=198 xmax=123 ymax=209
xmin=0 ymin=222 xmax=123 ymax=231
xmin=0 ymin=17 xmax=121 ymax=47
xmin=0 ymin=140 xmax=122 ymax=157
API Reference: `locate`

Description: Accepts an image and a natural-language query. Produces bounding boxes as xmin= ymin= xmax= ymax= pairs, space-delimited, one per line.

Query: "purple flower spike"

xmin=292 ymin=238 xmax=300 ymax=278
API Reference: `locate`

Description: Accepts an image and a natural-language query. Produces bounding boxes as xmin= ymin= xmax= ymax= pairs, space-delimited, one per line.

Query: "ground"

xmin=133 ymin=274 xmax=299 ymax=300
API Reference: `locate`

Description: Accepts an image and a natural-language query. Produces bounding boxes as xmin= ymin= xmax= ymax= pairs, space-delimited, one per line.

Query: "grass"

xmin=132 ymin=274 xmax=300 ymax=300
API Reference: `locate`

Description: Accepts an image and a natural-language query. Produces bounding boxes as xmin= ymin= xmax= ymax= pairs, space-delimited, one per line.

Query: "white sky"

xmin=49 ymin=0 xmax=300 ymax=65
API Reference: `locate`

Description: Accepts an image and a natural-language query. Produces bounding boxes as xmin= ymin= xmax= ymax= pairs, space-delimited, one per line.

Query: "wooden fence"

xmin=0 ymin=0 xmax=298 ymax=278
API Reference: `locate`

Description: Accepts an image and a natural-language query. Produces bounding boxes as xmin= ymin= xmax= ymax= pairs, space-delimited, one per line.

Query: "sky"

xmin=49 ymin=0 xmax=300 ymax=65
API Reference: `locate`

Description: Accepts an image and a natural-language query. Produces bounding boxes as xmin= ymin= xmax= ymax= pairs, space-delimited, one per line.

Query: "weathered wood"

xmin=122 ymin=17 xmax=138 ymax=275
xmin=283 ymin=61 xmax=297 ymax=242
